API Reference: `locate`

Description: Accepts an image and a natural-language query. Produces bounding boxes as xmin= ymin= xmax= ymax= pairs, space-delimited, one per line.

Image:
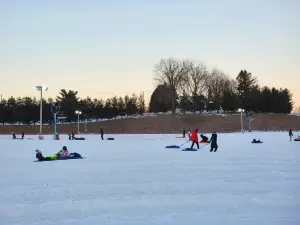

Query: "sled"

xmin=181 ymin=148 xmax=198 ymax=151
xmin=73 ymin=137 xmax=85 ymax=140
xmin=107 ymin=137 xmax=114 ymax=140
xmin=165 ymin=145 xmax=180 ymax=148
xmin=294 ymin=138 xmax=300 ymax=141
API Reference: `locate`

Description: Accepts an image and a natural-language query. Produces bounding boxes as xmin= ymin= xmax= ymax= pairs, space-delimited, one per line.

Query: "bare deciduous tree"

xmin=206 ymin=68 xmax=233 ymax=112
xmin=154 ymin=58 xmax=191 ymax=113
xmin=186 ymin=61 xmax=209 ymax=96
xmin=182 ymin=61 xmax=209 ymax=112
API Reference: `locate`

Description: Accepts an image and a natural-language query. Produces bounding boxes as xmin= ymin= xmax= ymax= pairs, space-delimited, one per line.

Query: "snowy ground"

xmin=0 ymin=132 xmax=299 ymax=225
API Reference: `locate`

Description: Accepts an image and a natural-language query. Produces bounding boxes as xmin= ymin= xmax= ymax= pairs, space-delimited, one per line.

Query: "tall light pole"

xmin=34 ymin=85 xmax=48 ymax=139
xmin=51 ymin=104 xmax=60 ymax=136
xmin=238 ymin=108 xmax=245 ymax=132
xmin=75 ymin=110 xmax=82 ymax=134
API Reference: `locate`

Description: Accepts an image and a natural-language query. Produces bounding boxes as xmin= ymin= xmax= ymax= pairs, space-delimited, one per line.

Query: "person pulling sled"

xmin=209 ymin=132 xmax=218 ymax=152
xmin=190 ymin=129 xmax=199 ymax=149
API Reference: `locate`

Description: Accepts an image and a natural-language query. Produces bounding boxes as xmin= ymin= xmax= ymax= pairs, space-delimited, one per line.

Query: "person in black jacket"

xmin=182 ymin=129 xmax=186 ymax=138
xmin=289 ymin=129 xmax=293 ymax=141
xmin=100 ymin=128 xmax=104 ymax=140
xmin=209 ymin=132 xmax=218 ymax=152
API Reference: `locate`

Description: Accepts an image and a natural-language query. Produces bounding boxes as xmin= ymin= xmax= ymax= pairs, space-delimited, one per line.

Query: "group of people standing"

xmin=12 ymin=131 xmax=25 ymax=139
xmin=188 ymin=129 xmax=218 ymax=152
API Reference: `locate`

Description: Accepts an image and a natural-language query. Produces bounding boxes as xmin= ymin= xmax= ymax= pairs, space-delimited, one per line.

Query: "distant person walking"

xmin=100 ymin=128 xmax=104 ymax=140
xmin=289 ymin=129 xmax=293 ymax=141
xmin=209 ymin=132 xmax=218 ymax=152
xmin=182 ymin=129 xmax=186 ymax=138
xmin=12 ymin=131 xmax=16 ymax=139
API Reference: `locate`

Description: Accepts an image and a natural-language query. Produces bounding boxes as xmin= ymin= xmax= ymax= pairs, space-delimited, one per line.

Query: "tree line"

xmin=0 ymin=57 xmax=294 ymax=125
xmin=149 ymin=58 xmax=293 ymax=114
xmin=0 ymin=90 xmax=146 ymax=125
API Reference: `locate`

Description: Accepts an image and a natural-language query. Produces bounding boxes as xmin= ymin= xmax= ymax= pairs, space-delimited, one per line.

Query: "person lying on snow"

xmin=36 ymin=146 xmax=71 ymax=161
xmin=190 ymin=129 xmax=199 ymax=149
xmin=252 ymin=139 xmax=262 ymax=143
xmin=36 ymin=150 xmax=58 ymax=161
xmin=200 ymin=134 xmax=208 ymax=142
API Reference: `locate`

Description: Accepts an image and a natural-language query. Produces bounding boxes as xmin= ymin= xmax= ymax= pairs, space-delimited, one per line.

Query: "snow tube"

xmin=74 ymin=137 xmax=85 ymax=140
xmin=165 ymin=145 xmax=180 ymax=148
xmin=182 ymin=148 xmax=198 ymax=151
xmin=107 ymin=138 xmax=114 ymax=140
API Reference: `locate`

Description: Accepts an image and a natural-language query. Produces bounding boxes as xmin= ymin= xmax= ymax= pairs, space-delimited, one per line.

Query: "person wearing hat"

xmin=57 ymin=146 xmax=70 ymax=158
xmin=35 ymin=150 xmax=58 ymax=161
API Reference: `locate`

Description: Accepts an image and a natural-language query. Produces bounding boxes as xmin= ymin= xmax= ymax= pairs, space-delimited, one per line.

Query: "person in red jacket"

xmin=190 ymin=129 xmax=199 ymax=149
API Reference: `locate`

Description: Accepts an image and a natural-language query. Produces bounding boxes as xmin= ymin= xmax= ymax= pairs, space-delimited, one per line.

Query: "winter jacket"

xmin=58 ymin=149 xmax=70 ymax=158
xmin=209 ymin=133 xmax=218 ymax=147
xmin=190 ymin=130 xmax=198 ymax=142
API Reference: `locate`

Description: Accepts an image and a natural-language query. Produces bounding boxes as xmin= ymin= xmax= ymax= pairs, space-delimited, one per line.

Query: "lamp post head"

xmin=34 ymin=85 xmax=48 ymax=91
xmin=75 ymin=110 xmax=82 ymax=114
xmin=238 ymin=108 xmax=245 ymax=112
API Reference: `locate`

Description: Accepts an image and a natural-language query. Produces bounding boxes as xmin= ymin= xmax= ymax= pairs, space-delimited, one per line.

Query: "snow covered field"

xmin=0 ymin=132 xmax=299 ymax=225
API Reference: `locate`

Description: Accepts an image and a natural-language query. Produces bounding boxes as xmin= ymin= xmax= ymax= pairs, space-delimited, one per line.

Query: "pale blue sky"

xmin=1 ymin=0 xmax=299 ymax=107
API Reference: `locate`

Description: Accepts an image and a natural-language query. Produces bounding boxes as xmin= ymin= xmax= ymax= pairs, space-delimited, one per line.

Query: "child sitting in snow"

xmin=57 ymin=146 xmax=71 ymax=158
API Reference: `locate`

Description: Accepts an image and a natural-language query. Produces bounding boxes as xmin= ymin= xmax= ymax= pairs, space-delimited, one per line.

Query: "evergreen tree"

xmin=117 ymin=97 xmax=126 ymax=117
xmin=138 ymin=93 xmax=146 ymax=116
xmin=103 ymin=98 xmax=113 ymax=118
xmin=126 ymin=94 xmax=138 ymax=115
xmin=278 ymin=88 xmax=293 ymax=113
xmin=56 ymin=89 xmax=80 ymax=121
xmin=236 ymin=70 xmax=259 ymax=110
xmin=179 ymin=92 xmax=192 ymax=113
xmin=221 ymin=90 xmax=238 ymax=112
xmin=111 ymin=96 xmax=119 ymax=118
